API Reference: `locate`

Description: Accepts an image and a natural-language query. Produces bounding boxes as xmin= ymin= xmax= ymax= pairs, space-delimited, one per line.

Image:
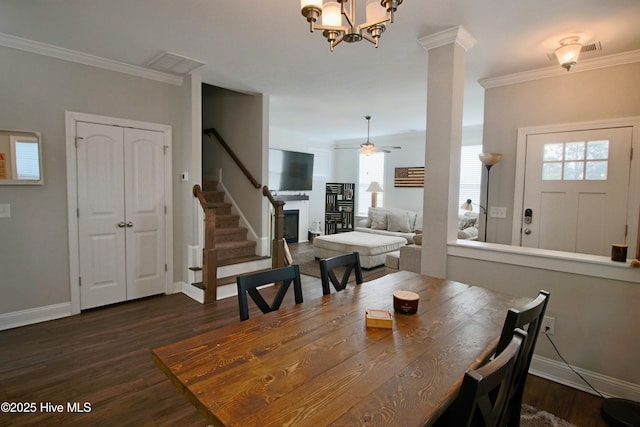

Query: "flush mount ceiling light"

xmin=300 ymin=0 xmax=403 ymax=52
xmin=555 ymin=37 xmax=582 ymax=71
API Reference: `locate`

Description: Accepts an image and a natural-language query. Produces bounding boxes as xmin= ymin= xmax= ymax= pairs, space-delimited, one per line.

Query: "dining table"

xmin=152 ymin=270 xmax=530 ymax=427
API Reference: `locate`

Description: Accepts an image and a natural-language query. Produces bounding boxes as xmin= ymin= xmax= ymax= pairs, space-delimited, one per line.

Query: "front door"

xmin=77 ymin=122 xmax=166 ymax=309
xmin=519 ymin=127 xmax=633 ymax=256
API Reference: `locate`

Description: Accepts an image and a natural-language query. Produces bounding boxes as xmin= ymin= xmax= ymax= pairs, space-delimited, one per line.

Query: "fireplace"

xmin=284 ymin=210 xmax=299 ymax=244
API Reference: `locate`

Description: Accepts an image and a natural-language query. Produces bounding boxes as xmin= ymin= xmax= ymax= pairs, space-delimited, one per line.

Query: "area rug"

xmin=520 ymin=404 xmax=578 ymax=427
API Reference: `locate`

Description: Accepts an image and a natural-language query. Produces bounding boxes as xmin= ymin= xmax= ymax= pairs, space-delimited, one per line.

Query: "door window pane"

xmin=564 ymin=142 xmax=585 ymax=160
xmin=543 ymin=143 xmax=563 ymax=161
xmin=542 ymin=140 xmax=609 ymax=181
xmin=587 ymin=140 xmax=609 ymax=160
xmin=585 ymin=161 xmax=608 ymax=180
xmin=542 ymin=162 xmax=562 ymax=180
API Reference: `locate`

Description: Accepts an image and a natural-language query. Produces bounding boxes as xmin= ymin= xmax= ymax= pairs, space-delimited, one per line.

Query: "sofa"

xmin=355 ymin=207 xmax=480 ymax=243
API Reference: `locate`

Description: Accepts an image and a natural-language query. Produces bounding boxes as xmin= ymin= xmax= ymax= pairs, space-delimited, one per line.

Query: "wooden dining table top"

xmin=152 ymin=271 xmax=530 ymax=427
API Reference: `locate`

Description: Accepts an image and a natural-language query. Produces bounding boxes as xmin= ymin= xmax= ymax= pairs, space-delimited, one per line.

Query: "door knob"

xmin=524 ymin=228 xmax=532 ymax=235
xmin=126 ymin=221 xmax=133 ymax=228
xmin=117 ymin=222 xmax=126 ymax=228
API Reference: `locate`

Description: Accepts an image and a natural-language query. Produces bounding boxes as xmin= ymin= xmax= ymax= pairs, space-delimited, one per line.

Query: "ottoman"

xmin=313 ymin=231 xmax=407 ymax=268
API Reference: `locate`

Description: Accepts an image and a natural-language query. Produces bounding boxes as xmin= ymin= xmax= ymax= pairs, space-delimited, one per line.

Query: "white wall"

xmin=333 ymin=127 xmax=483 ymax=215
xmin=269 ymin=127 xmax=333 ymax=234
xmin=0 ymin=45 xmax=185 ymax=316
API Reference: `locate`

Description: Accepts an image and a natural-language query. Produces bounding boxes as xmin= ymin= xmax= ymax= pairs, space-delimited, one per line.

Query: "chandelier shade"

xmin=555 ymin=37 xmax=582 ymax=71
xmin=300 ymin=0 xmax=403 ymax=51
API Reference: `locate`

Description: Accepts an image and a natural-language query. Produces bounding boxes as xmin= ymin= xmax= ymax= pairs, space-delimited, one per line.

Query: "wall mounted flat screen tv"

xmin=269 ymin=149 xmax=314 ymax=191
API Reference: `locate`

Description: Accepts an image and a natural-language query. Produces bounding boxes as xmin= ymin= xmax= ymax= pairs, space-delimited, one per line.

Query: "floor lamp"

xmin=366 ymin=181 xmax=383 ymax=208
xmin=478 ymin=152 xmax=503 ymax=242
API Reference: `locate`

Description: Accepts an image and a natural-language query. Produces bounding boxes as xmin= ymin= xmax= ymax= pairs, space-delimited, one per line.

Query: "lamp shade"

xmin=555 ymin=37 xmax=581 ymax=71
xmin=366 ymin=181 xmax=383 ymax=192
xmin=478 ymin=152 xmax=503 ymax=166
xmin=460 ymin=199 xmax=473 ymax=211
xmin=301 ymin=0 xmax=322 ymax=9
xmin=322 ymin=1 xmax=341 ymax=26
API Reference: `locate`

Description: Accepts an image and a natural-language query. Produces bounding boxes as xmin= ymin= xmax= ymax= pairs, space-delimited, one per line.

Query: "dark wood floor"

xmin=0 ymin=243 xmax=608 ymax=426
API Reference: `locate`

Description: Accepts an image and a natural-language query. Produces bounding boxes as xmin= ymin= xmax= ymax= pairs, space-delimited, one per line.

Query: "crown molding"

xmin=0 ymin=32 xmax=183 ymax=86
xmin=419 ymin=26 xmax=477 ymax=52
xmin=479 ymin=49 xmax=640 ymax=89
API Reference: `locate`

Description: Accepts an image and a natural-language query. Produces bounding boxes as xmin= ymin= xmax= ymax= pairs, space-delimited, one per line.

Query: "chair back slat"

xmin=236 ymin=265 xmax=303 ymax=321
xmin=496 ymin=290 xmax=550 ymax=427
xmin=319 ymin=252 xmax=363 ymax=295
xmin=448 ymin=329 xmax=527 ymax=427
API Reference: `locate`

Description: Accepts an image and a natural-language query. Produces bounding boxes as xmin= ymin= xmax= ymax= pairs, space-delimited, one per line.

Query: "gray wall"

xmin=482 ymin=62 xmax=640 ymax=244
xmin=202 ymin=84 xmax=267 ymax=236
xmin=448 ymin=61 xmax=640 ymax=390
xmin=0 ymin=46 xmax=184 ymax=314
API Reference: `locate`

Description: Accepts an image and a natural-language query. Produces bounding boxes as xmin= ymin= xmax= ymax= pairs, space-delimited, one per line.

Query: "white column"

xmin=418 ymin=27 xmax=476 ymax=278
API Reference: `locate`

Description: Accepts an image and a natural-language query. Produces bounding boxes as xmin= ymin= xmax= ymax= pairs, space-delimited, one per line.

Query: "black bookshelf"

xmin=325 ymin=183 xmax=355 ymax=235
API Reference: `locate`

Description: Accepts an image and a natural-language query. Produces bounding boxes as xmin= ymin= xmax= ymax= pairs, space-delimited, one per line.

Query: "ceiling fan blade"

xmin=373 ymin=147 xmax=392 ymax=153
xmin=335 ymin=146 xmax=361 ymax=150
xmin=377 ymin=146 xmax=402 ymax=150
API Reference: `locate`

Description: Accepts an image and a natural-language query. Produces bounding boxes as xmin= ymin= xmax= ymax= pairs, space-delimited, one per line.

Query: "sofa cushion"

xmin=370 ymin=209 xmax=388 ymax=230
xmin=414 ymin=211 xmax=423 ymax=231
xmin=413 ymin=233 xmax=423 ymax=245
xmin=387 ymin=211 xmax=412 ymax=232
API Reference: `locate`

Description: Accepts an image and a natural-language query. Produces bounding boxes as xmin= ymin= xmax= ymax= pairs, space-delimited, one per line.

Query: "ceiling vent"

xmin=147 ymin=51 xmax=205 ymax=75
xmin=547 ymin=41 xmax=602 ymax=61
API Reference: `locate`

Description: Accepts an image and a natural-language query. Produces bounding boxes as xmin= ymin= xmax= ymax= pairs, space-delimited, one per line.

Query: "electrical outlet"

xmin=542 ymin=316 xmax=555 ymax=335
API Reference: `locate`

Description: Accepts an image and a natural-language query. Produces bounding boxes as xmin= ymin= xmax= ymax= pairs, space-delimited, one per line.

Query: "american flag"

xmin=394 ymin=167 xmax=424 ymax=187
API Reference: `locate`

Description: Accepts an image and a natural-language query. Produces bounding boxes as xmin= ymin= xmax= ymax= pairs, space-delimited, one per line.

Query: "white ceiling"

xmin=1 ymin=0 xmax=639 ymax=143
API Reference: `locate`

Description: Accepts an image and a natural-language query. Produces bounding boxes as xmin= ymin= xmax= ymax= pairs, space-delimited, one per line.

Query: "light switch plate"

xmin=0 ymin=204 xmax=11 ymax=218
xmin=489 ymin=206 xmax=507 ymax=218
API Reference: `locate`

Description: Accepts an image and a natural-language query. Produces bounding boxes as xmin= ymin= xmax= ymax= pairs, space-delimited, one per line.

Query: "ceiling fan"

xmin=337 ymin=116 xmax=401 ymax=155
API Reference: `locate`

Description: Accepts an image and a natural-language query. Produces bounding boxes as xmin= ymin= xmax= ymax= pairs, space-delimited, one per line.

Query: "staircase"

xmin=189 ymin=179 xmax=271 ymax=300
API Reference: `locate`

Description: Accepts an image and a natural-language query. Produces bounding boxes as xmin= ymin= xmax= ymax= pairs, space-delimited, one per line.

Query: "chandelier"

xmin=300 ymin=0 xmax=403 ymax=52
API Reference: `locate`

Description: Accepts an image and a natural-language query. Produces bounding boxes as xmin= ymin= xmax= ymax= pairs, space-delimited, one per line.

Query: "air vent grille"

xmin=147 ymin=51 xmax=205 ymax=75
xmin=547 ymin=41 xmax=602 ymax=61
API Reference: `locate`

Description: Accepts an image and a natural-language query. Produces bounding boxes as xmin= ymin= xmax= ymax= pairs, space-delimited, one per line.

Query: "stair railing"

xmin=262 ymin=186 xmax=286 ymax=269
xmin=203 ymin=128 xmax=261 ymax=189
xmin=197 ymin=129 xmax=286 ymax=297
xmin=193 ymin=184 xmax=217 ymax=303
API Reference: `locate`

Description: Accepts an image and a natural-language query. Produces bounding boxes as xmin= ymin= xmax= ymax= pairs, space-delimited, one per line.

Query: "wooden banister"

xmin=263 ymin=186 xmax=286 ymax=269
xmin=193 ymin=184 xmax=217 ymax=303
xmin=203 ymin=128 xmax=261 ymax=189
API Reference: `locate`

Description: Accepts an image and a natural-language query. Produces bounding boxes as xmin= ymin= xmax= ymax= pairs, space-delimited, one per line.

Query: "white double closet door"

xmin=77 ymin=122 xmax=166 ymax=310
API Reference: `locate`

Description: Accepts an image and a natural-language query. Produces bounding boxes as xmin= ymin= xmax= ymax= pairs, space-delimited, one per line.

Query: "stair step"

xmin=202 ymin=191 xmax=225 ymax=202
xmin=205 ymin=202 xmax=231 ymax=215
xmin=191 ymin=282 xmax=205 ymax=290
xmin=216 ymin=214 xmax=240 ymax=228
xmin=218 ymin=254 xmax=270 ymax=267
xmin=202 ymin=180 xmax=218 ymax=191
xmin=215 ymin=226 xmax=248 ymax=243
xmin=216 ymin=240 xmax=257 ymax=261
xmin=217 ymin=267 xmax=273 ymax=287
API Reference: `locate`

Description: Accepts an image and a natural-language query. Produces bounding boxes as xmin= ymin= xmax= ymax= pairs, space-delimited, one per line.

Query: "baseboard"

xmin=0 ymin=302 xmax=72 ymax=331
xmin=180 ymin=281 xmax=204 ymax=304
xmin=530 ymin=354 xmax=640 ymax=401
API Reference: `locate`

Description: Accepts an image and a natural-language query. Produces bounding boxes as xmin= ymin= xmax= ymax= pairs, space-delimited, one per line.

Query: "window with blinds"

xmin=357 ymin=153 xmax=385 ymax=215
xmin=12 ymin=137 xmax=41 ymax=180
xmin=460 ymin=145 xmax=482 ymax=208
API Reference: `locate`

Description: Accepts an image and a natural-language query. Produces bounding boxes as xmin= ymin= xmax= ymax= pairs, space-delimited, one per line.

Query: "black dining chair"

xmin=319 ymin=252 xmax=363 ymax=295
xmin=445 ymin=329 xmax=528 ymax=427
xmin=236 ymin=265 xmax=303 ymax=321
xmin=496 ymin=290 xmax=550 ymax=427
